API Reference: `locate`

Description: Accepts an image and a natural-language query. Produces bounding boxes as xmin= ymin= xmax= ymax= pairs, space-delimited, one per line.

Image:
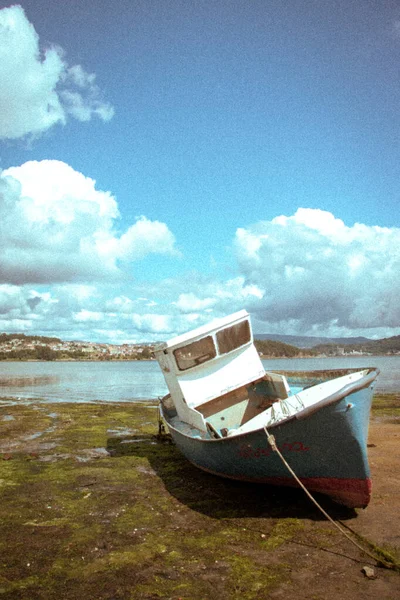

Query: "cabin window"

xmin=216 ymin=320 xmax=251 ymax=355
xmin=174 ymin=336 xmax=216 ymax=371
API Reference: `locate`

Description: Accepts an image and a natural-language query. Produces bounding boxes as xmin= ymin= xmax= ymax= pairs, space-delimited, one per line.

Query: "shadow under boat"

xmin=106 ymin=432 xmax=357 ymax=522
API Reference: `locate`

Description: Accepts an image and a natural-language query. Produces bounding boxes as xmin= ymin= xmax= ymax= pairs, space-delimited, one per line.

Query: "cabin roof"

xmin=154 ymin=309 xmax=249 ymax=351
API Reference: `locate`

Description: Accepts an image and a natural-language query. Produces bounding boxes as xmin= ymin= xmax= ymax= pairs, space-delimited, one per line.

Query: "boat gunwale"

xmin=160 ymin=367 xmax=380 ymax=443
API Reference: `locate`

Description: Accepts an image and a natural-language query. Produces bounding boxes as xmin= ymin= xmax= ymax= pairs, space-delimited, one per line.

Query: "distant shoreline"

xmin=0 ymin=357 xmax=156 ymax=363
xmin=0 ymin=353 xmax=398 ymax=362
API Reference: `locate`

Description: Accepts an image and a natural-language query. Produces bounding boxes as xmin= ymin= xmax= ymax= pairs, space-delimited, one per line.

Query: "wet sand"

xmin=0 ymin=395 xmax=398 ymax=599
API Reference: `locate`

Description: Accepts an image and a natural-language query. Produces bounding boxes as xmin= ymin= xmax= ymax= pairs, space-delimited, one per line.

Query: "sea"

xmin=0 ymin=356 xmax=398 ymax=405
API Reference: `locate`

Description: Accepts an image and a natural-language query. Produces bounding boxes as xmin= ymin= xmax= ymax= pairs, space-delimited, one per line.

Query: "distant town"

xmin=0 ymin=334 xmax=155 ymax=361
xmin=0 ymin=332 xmax=399 ymax=361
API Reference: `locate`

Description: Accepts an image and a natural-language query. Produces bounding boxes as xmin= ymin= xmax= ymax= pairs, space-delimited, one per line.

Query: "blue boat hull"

xmin=161 ymin=371 xmax=378 ymax=508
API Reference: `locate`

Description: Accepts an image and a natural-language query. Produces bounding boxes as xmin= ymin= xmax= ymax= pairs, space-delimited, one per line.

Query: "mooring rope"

xmin=156 ymin=401 xmax=398 ymax=570
xmin=263 ymin=425 xmax=399 ymax=571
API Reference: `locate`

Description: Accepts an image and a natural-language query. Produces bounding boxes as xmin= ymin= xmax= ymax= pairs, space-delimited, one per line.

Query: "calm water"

xmin=0 ymin=356 xmax=398 ymax=404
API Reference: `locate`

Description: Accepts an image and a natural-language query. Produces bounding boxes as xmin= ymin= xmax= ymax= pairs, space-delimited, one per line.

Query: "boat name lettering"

xmin=238 ymin=441 xmax=309 ymax=459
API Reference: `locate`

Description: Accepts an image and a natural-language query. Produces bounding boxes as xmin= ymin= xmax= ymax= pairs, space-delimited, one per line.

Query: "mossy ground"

xmin=371 ymin=393 xmax=400 ymax=421
xmin=0 ymin=395 xmax=398 ymax=599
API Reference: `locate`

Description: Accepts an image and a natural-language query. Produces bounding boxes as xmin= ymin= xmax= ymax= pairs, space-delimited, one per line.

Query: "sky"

xmin=0 ymin=0 xmax=399 ymax=343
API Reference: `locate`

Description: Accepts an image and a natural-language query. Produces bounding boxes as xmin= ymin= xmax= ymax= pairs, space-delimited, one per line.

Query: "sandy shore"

xmin=0 ymin=396 xmax=398 ymax=599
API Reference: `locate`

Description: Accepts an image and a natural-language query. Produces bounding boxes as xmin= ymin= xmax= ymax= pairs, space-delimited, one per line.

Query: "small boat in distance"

xmin=154 ymin=310 xmax=379 ymax=508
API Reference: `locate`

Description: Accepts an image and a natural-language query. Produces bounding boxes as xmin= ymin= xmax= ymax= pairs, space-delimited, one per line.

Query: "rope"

xmin=263 ymin=425 xmax=399 ymax=571
xmin=156 ymin=402 xmax=167 ymax=438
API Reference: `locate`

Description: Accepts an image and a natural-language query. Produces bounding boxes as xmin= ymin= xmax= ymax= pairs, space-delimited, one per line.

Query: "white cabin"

xmin=154 ymin=310 xmax=276 ymax=431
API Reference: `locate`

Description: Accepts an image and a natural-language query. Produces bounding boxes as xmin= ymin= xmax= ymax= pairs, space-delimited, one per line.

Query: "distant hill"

xmin=255 ymin=334 xmax=400 ymax=356
xmin=0 ymin=333 xmax=62 ymax=344
xmin=254 ymin=338 xmax=313 ymax=358
xmin=255 ymin=333 xmax=371 ymax=349
xmin=312 ymin=335 xmax=400 ymax=355
xmin=1 ymin=331 xmax=398 ymax=360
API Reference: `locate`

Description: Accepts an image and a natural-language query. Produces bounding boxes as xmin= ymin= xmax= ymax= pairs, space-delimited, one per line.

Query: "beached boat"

xmin=154 ymin=310 xmax=379 ymax=508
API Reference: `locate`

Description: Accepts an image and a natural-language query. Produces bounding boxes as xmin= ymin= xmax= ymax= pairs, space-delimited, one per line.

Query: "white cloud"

xmin=235 ymin=228 xmax=264 ymax=261
xmin=131 ymin=313 xmax=173 ymax=334
xmin=74 ymin=309 xmax=103 ymax=323
xmin=105 ymin=296 xmax=135 ymax=314
xmin=0 ymin=5 xmax=114 ymax=140
xmin=175 ymin=293 xmax=216 ymax=313
xmin=66 ymin=285 xmax=97 ymax=301
xmin=0 ymin=205 xmax=398 ymax=343
xmin=272 ymin=208 xmax=347 ymax=239
xmin=116 ymin=217 xmax=180 ymax=261
xmin=0 ymin=285 xmax=27 ymax=316
xmin=0 ymin=160 xmax=178 ymax=285
xmin=234 ymin=208 xmax=400 ymax=333
xmin=0 ymin=284 xmax=57 ymax=333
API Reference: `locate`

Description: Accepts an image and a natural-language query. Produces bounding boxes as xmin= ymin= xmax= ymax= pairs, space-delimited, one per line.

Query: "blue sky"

xmin=0 ymin=0 xmax=399 ymax=342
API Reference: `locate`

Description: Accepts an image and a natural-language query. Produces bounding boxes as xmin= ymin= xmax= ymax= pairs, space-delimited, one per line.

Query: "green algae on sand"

xmin=0 ymin=398 xmax=399 ymax=600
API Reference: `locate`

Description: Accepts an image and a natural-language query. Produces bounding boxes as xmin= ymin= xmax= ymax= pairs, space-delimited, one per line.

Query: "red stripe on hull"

xmin=196 ymin=463 xmax=372 ymax=508
xmin=258 ymin=475 xmax=372 ymax=509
